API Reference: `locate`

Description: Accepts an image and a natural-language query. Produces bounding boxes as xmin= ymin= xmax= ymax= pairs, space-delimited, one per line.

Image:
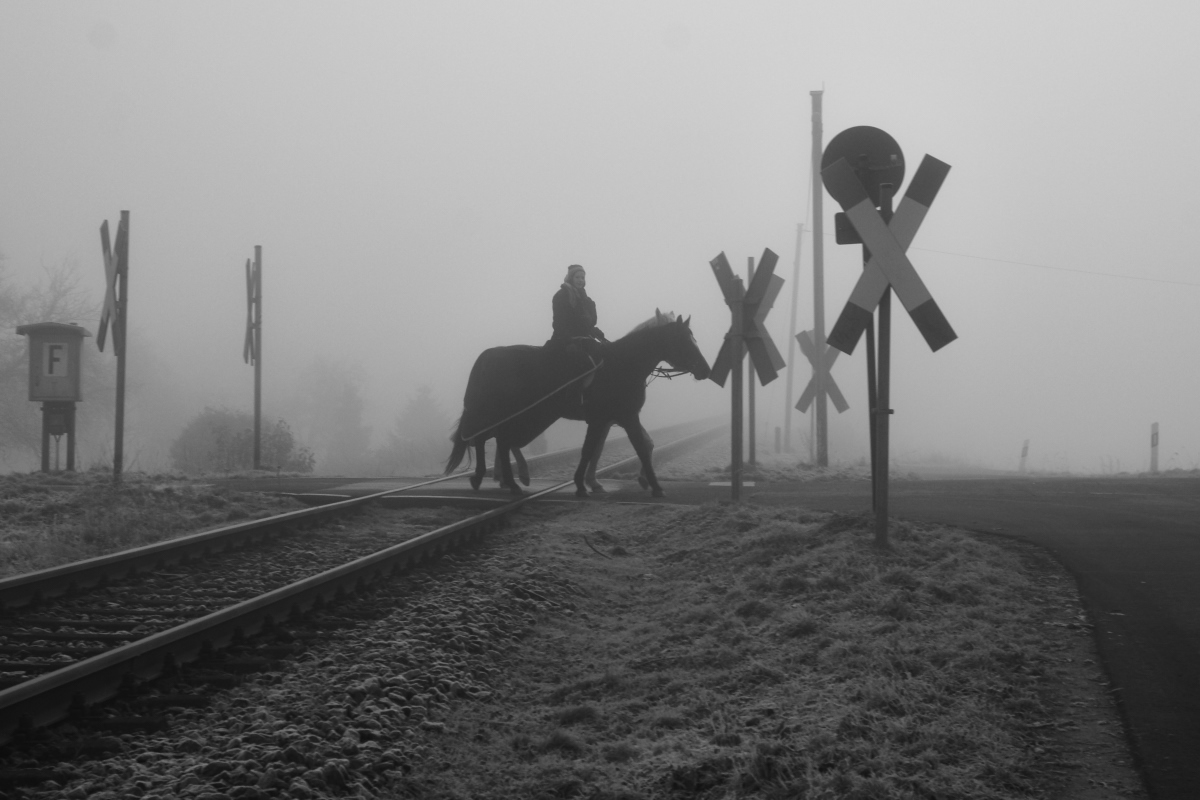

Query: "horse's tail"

xmin=444 ymin=417 xmax=471 ymax=475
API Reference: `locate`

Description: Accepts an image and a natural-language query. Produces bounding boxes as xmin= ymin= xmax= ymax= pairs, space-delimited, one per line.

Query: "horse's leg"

xmin=585 ymin=422 xmax=613 ymax=493
xmin=513 ymin=447 xmax=531 ymax=486
xmin=470 ymin=439 xmax=486 ymax=490
xmin=637 ymin=425 xmax=654 ymax=489
xmin=624 ymin=418 xmax=663 ymax=497
xmin=497 ymin=436 xmax=523 ymax=495
xmin=573 ymin=423 xmax=608 ymax=498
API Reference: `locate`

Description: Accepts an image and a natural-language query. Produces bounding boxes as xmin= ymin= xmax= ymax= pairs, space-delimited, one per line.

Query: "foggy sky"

xmin=3 ymin=2 xmax=1198 ymax=473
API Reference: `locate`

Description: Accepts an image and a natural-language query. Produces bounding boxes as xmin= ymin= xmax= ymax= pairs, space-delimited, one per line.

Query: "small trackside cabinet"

xmin=16 ymin=322 xmax=91 ymax=402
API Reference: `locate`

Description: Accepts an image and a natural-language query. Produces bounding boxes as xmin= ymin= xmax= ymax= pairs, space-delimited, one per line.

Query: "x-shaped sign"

xmin=824 ymin=154 xmax=954 ymax=354
xmin=243 ymin=257 xmax=259 ymax=365
xmin=709 ymin=249 xmax=787 ymax=386
xmin=795 ymin=330 xmax=848 ymax=414
xmin=97 ymin=218 xmax=126 ymax=356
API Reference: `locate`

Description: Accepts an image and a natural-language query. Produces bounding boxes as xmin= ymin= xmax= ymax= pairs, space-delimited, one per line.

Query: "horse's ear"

xmin=684 ymin=315 xmax=691 ymax=327
xmin=656 ymin=308 xmax=664 ymax=323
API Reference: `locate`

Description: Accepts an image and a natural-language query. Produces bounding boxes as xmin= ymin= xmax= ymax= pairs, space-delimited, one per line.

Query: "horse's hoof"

xmin=520 ymin=475 xmax=531 ymax=486
xmin=588 ymin=483 xmax=608 ymax=494
xmin=469 ymin=475 xmax=483 ymax=490
xmin=637 ymin=476 xmax=650 ymax=490
xmin=575 ymin=488 xmax=589 ymax=499
xmin=651 ymin=487 xmax=665 ymax=498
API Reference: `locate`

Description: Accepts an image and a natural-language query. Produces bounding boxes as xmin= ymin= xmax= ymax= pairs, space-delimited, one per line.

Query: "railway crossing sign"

xmin=243 ymin=254 xmax=261 ymax=365
xmin=795 ymin=330 xmax=848 ymax=414
xmin=709 ymin=248 xmax=786 ymax=386
xmin=96 ymin=217 xmax=128 ymax=356
xmin=823 ymin=153 xmax=954 ymax=354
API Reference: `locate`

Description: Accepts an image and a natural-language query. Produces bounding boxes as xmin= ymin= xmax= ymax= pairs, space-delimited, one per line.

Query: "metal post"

xmin=66 ymin=403 xmax=76 ymax=471
xmin=810 ymin=90 xmax=827 ymax=466
xmin=874 ymin=186 xmax=895 ymax=548
xmin=747 ymin=256 xmax=756 ymax=467
xmin=865 ymin=262 xmax=878 ymax=511
xmin=783 ymin=224 xmax=803 ymax=454
xmin=253 ymin=245 xmax=263 ymax=470
xmin=113 ymin=210 xmax=129 ymax=484
xmin=730 ymin=278 xmax=745 ymax=501
xmin=40 ymin=407 xmax=50 ymax=473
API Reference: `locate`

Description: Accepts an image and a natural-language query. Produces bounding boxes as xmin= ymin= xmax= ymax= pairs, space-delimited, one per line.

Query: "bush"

xmin=169 ymin=407 xmax=314 ymax=474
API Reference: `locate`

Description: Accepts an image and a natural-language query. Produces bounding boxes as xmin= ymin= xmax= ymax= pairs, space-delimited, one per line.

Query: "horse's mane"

xmin=625 ymin=310 xmax=675 ymax=335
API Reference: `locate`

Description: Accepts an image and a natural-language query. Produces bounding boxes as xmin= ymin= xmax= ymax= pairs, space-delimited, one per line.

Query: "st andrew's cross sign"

xmin=97 ymin=216 xmax=128 ymax=356
xmin=795 ymin=329 xmax=848 ymax=414
xmin=709 ymin=248 xmax=786 ymax=387
xmin=823 ymin=154 xmax=954 ymax=354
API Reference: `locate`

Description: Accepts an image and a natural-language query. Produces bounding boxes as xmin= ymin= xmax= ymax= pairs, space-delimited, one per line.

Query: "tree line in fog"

xmin=0 ymin=257 xmax=453 ymax=477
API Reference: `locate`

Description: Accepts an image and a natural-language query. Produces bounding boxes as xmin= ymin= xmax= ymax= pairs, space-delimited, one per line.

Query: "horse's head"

xmin=663 ymin=315 xmax=710 ymax=381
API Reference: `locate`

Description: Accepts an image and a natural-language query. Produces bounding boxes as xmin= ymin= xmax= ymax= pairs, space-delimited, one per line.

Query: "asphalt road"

xmin=749 ymin=474 xmax=1199 ymax=800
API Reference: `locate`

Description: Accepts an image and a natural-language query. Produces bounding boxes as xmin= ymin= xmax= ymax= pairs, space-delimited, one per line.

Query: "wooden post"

xmin=730 ymin=278 xmax=745 ymax=501
xmin=113 ymin=210 xmax=129 ymax=484
xmin=253 ymin=245 xmax=263 ymax=470
xmin=747 ymin=256 xmax=756 ymax=467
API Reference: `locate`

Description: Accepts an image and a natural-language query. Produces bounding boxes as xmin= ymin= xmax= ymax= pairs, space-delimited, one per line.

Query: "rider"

xmin=547 ymin=264 xmax=605 ymax=410
xmin=550 ymin=264 xmax=605 ymax=357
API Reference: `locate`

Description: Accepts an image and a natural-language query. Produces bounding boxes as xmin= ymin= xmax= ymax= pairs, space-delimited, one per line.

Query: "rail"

xmin=0 ymin=421 xmax=723 ymax=742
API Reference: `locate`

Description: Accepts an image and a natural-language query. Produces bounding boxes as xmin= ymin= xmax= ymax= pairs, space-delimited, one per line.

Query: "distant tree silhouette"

xmin=374 ymin=385 xmax=451 ymax=476
xmin=289 ymin=358 xmax=372 ymax=475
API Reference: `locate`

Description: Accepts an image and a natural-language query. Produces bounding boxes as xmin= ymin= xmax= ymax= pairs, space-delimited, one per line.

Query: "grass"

xmin=0 ymin=468 xmax=303 ymax=578
xmin=384 ymin=502 xmax=1127 ymax=799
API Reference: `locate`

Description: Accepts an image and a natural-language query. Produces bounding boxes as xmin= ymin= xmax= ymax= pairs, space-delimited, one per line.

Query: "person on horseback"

xmin=546 ymin=264 xmax=605 ymax=410
xmin=550 ymin=264 xmax=605 ymax=354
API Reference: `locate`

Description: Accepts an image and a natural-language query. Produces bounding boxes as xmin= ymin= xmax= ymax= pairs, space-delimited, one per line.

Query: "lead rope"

xmin=460 ymin=356 xmax=603 ymax=442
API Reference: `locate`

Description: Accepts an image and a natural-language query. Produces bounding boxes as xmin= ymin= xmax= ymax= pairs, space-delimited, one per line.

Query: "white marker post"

xmin=1151 ymin=423 xmax=1159 ymax=473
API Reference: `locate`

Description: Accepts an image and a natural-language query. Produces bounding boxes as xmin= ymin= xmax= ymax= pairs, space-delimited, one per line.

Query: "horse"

xmin=492 ymin=311 xmax=676 ymax=491
xmin=445 ymin=312 xmax=710 ymax=497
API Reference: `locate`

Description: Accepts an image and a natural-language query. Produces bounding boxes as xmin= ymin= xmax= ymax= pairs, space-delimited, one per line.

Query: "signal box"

xmin=15 ymin=322 xmax=91 ymax=471
xmin=16 ymin=322 xmax=90 ymax=402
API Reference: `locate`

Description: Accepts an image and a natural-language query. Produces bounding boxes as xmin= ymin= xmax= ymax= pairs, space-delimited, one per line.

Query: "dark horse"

xmin=445 ymin=315 xmax=710 ymax=497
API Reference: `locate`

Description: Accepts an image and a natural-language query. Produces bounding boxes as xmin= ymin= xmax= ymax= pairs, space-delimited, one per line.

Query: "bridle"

xmin=647 ymin=365 xmax=690 ymax=385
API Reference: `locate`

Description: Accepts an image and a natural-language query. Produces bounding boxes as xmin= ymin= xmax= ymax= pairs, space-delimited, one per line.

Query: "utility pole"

xmin=811 ymin=90 xmax=828 ymax=466
xmin=783 ymin=224 xmax=803 ymax=454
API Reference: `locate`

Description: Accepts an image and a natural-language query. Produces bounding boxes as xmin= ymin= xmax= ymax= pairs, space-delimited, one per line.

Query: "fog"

xmin=2 ymin=2 xmax=1198 ymax=475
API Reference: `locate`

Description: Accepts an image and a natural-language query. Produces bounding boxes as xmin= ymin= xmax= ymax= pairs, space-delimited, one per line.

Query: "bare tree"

xmin=0 ymin=258 xmax=106 ymax=468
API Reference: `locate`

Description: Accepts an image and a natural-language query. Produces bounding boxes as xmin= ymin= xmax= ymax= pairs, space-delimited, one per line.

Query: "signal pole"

xmin=811 ymin=90 xmax=828 ymax=466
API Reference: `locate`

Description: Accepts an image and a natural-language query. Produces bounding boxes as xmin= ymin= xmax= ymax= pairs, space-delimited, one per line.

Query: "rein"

xmin=647 ymin=366 xmax=690 ymax=385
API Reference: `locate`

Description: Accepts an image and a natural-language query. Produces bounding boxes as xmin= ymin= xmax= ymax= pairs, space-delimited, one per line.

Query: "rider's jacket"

xmin=551 ymin=284 xmax=601 ymax=342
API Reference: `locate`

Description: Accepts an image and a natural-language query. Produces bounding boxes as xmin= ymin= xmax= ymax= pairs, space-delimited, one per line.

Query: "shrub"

xmin=169 ymin=407 xmax=314 ymax=474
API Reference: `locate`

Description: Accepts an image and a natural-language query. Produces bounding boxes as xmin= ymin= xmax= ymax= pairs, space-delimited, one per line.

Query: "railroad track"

xmin=0 ymin=422 xmax=723 ymax=744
